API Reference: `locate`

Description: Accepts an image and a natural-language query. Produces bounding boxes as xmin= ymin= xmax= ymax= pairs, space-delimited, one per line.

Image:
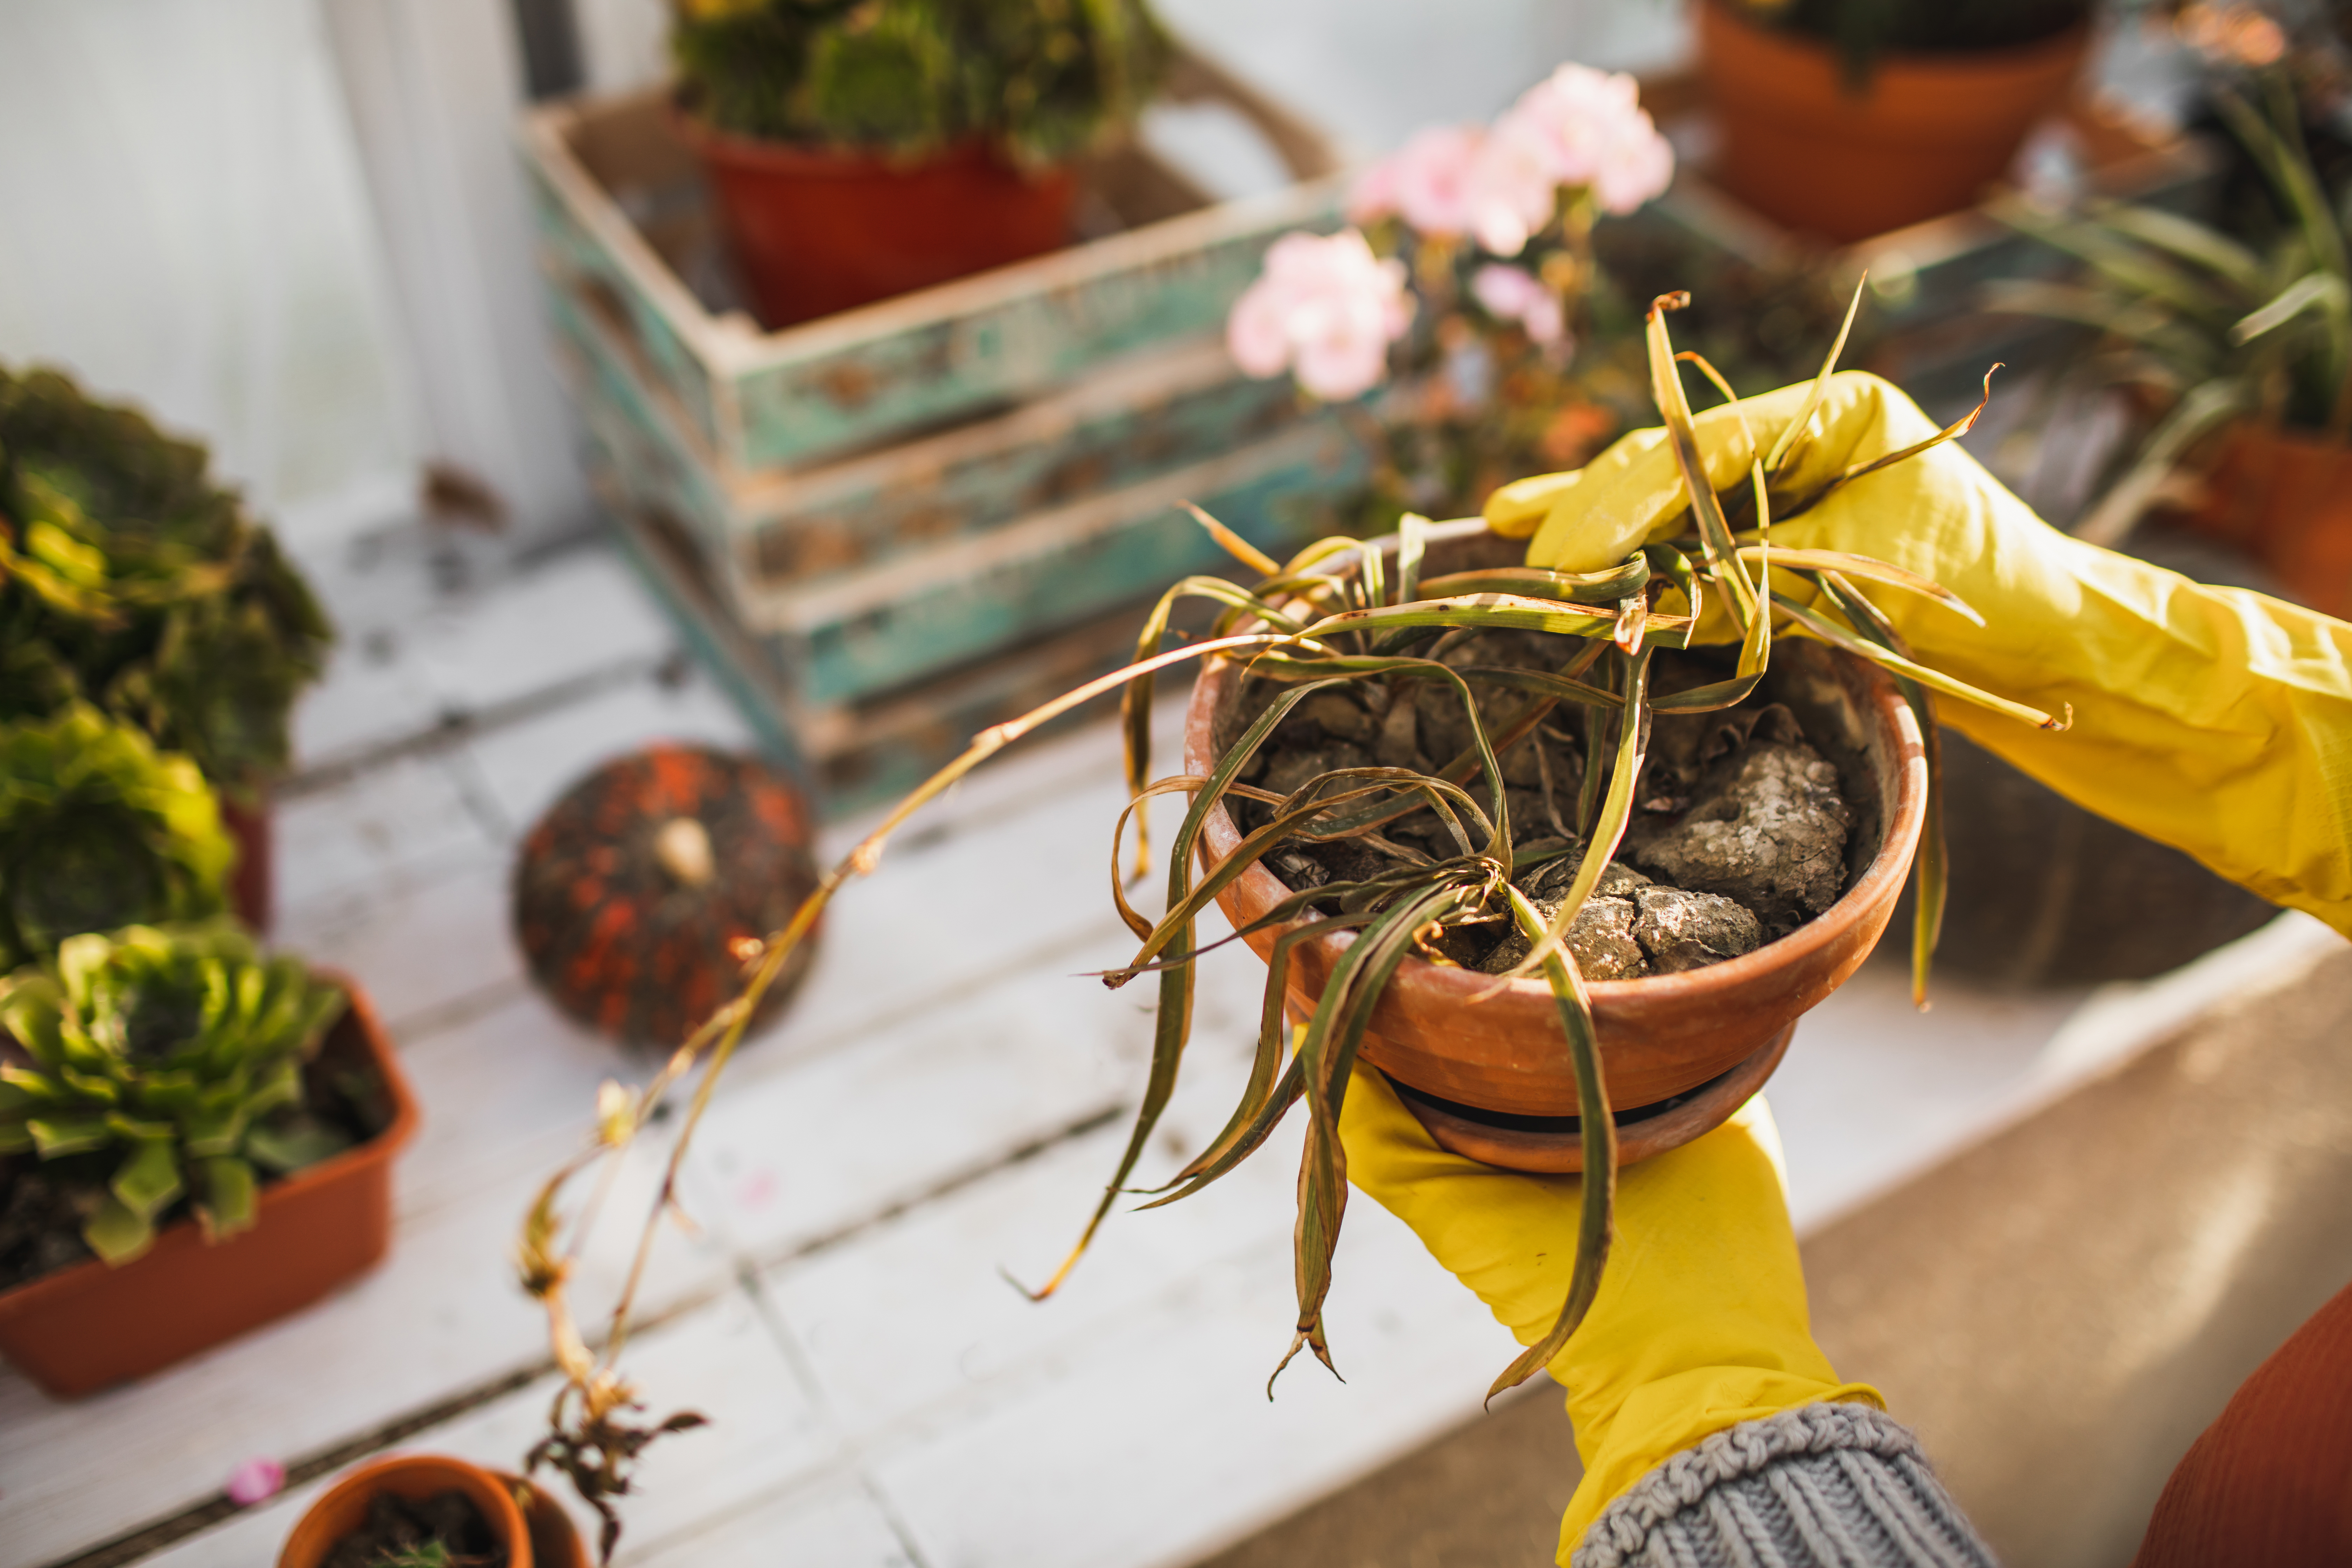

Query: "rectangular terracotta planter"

xmin=0 ymin=977 xmax=417 ymax=1399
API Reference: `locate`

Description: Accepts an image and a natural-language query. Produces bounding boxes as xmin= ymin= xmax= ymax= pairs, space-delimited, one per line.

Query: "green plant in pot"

xmin=0 ymin=704 xmax=234 ymax=973
xmin=1696 ymin=0 xmax=2096 ymax=242
xmin=0 ymin=919 xmax=350 ymax=1266
xmin=670 ymin=0 xmax=1172 ymax=327
xmin=0 ymin=365 xmax=334 ymax=925
xmin=1987 ymin=70 xmax=2352 ymax=617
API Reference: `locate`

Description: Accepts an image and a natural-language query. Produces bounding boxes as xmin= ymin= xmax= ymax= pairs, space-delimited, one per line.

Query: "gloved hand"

xmin=1347 ymin=371 xmax=2352 ymax=1560
xmin=1485 ymin=369 xmax=2352 ymax=937
xmin=1340 ymin=1069 xmax=1878 ymax=1558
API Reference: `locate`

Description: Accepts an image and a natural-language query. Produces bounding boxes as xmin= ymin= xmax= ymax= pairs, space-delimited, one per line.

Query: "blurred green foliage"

xmin=672 ymin=0 xmax=1171 ymax=164
xmin=0 ymin=366 xmax=333 ymax=797
xmin=0 ymin=705 xmax=233 ymax=973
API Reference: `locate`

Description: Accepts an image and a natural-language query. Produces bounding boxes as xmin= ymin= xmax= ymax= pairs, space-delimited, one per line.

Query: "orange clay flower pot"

xmin=1183 ymin=527 xmax=1928 ymax=1173
xmin=676 ymin=114 xmax=1077 ymax=329
xmin=1695 ymin=0 xmax=2090 ymax=244
xmin=0 ymin=978 xmax=416 ymax=1398
xmin=278 ymin=1455 xmax=535 ymax=1568
xmin=2188 ymin=421 xmax=2352 ymax=621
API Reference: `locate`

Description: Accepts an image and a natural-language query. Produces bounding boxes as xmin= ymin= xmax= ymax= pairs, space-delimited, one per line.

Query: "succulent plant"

xmin=0 ymin=364 xmax=333 ymax=795
xmin=671 ymin=0 xmax=1171 ymax=166
xmin=0 ymin=920 xmax=349 ymax=1265
xmin=0 ymin=705 xmax=235 ymax=972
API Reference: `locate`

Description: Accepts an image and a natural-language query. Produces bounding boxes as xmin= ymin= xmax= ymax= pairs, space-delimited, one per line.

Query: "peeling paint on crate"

xmin=519 ymin=56 xmax=1343 ymax=473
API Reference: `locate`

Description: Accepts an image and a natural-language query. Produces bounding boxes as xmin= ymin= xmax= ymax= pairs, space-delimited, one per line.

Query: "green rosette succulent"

xmin=0 ymin=704 xmax=235 ymax=971
xmin=0 ymin=920 xmax=349 ymax=1265
xmin=0 ymin=365 xmax=333 ymax=794
xmin=672 ymin=0 xmax=1171 ymax=167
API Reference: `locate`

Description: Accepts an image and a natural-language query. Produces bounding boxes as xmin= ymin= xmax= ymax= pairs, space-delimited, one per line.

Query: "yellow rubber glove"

xmin=1339 ymin=1069 xmax=1879 ymax=1558
xmin=1487 ymin=369 xmax=2352 ymax=935
xmin=1346 ymin=371 xmax=2352 ymax=1558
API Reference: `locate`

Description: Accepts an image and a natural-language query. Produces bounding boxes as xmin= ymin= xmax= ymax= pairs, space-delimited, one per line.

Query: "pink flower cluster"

xmin=1471 ymin=265 xmax=1564 ymax=345
xmin=1347 ymin=64 xmax=1674 ymax=255
xmin=1226 ymin=230 xmax=1414 ymax=402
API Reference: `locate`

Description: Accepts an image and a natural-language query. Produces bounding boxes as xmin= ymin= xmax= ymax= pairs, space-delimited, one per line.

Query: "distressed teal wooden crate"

xmin=593 ymin=458 xmax=1276 ymax=817
xmin=520 ymin=49 xmax=1343 ymax=474
xmin=572 ymin=329 xmax=1363 ymax=708
xmin=545 ymin=262 xmax=1324 ymax=619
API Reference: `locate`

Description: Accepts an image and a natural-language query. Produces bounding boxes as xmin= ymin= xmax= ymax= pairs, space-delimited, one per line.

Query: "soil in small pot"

xmin=1223 ymin=636 xmax=1854 ymax=980
xmin=324 ymin=1489 xmax=509 ymax=1568
xmin=0 ymin=1009 xmax=396 ymax=1293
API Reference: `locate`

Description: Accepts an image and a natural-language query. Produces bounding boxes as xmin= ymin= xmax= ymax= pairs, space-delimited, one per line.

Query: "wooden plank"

xmin=582 ymin=378 xmax=1361 ymax=709
xmin=131 ymin=1286 xmax=835 ymax=1568
xmin=546 ymin=282 xmax=1320 ymax=609
xmin=519 ymin=44 xmax=1343 ymax=471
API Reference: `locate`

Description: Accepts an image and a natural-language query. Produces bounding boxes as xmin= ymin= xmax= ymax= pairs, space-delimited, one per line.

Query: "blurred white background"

xmin=0 ymin=0 xmax=1686 ymax=553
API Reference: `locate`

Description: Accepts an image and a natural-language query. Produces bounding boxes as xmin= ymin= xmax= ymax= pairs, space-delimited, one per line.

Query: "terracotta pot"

xmin=498 ymin=1471 xmax=592 ymax=1568
xmin=220 ymin=789 xmax=274 ymax=932
xmin=2188 ymin=421 xmax=2352 ymax=620
xmin=1695 ymin=1 xmax=2090 ymax=244
xmin=676 ymin=114 xmax=1076 ymax=329
xmin=279 ymin=1455 xmax=532 ymax=1568
xmin=1183 ymin=526 xmax=1928 ymax=1172
xmin=0 ymin=979 xmax=416 ymax=1397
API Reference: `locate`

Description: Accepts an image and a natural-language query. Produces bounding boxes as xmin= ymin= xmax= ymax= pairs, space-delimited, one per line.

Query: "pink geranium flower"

xmin=1356 ymin=124 xmax=1484 ymax=239
xmin=1227 ymin=229 xmax=1414 ymax=401
xmin=1464 ymin=118 xmax=1558 ymax=257
xmin=1471 ymin=264 xmax=1566 ymax=345
xmin=1499 ymin=63 xmax=1674 ymax=216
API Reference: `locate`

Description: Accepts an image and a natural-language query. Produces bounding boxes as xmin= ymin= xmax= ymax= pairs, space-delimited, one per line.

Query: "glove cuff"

xmin=1567 ymin=1400 xmax=1991 ymax=1568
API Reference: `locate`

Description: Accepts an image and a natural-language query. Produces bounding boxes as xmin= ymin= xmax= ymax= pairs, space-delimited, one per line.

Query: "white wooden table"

xmin=4 ymin=523 xmax=2334 ymax=1568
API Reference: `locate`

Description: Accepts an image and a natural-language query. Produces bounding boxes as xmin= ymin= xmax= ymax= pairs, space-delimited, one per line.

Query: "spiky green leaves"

xmin=672 ymin=0 xmax=1171 ymax=166
xmin=0 ymin=705 xmax=234 ymax=970
xmin=0 ymin=919 xmax=347 ymax=1263
xmin=0 ymin=365 xmax=331 ymax=792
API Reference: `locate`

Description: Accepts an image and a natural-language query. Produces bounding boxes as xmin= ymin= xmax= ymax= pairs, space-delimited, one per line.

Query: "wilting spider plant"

xmin=516 ymin=287 xmax=2063 ymax=1559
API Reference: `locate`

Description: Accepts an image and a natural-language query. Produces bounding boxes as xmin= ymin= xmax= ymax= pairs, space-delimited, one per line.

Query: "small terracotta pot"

xmin=278 ymin=1455 xmax=532 ymax=1568
xmin=1695 ymin=1 xmax=2090 ymax=243
xmin=220 ymin=789 xmax=274 ymax=932
xmin=2188 ymin=421 xmax=2352 ymax=620
xmin=676 ymin=114 xmax=1076 ymax=329
xmin=0 ymin=979 xmax=416 ymax=1397
xmin=498 ymin=1471 xmax=592 ymax=1568
xmin=1183 ymin=525 xmax=1928 ymax=1172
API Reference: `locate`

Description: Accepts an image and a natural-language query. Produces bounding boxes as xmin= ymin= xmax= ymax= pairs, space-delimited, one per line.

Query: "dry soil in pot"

xmin=1223 ymin=635 xmax=1857 ymax=983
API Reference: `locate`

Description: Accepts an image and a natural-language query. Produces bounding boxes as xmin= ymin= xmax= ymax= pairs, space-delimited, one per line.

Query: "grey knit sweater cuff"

xmin=1570 ymin=1401 xmax=1997 ymax=1568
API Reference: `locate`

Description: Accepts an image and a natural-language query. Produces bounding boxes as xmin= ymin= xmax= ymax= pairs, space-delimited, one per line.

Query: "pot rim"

xmin=0 ymin=973 xmax=417 ymax=1310
xmin=667 ymin=105 xmax=1064 ymax=182
xmin=1698 ymin=0 xmax=2093 ymax=74
xmin=1185 ymin=533 xmax=1927 ymax=1014
xmin=280 ymin=1454 xmax=532 ymax=1568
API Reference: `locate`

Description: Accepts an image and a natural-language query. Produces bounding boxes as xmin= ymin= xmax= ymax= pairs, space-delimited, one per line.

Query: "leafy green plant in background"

xmin=1986 ymin=71 xmax=2352 ymax=544
xmin=0 ymin=705 xmax=234 ymax=972
xmin=671 ymin=0 xmax=1171 ymax=166
xmin=0 ymin=365 xmax=333 ymax=798
xmin=0 ymin=919 xmax=349 ymax=1264
xmin=510 ymin=287 xmax=2064 ymax=1558
xmin=1725 ymin=0 xmax=2095 ymax=85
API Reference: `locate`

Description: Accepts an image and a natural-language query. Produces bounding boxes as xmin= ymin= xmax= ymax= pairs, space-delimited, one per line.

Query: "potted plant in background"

xmin=669 ymin=0 xmax=1172 ymax=327
xmin=0 ymin=920 xmax=416 ymax=1397
xmin=0 ymin=704 xmax=233 ymax=972
xmin=278 ymin=1452 xmax=586 ymax=1568
xmin=1696 ymin=0 xmax=2096 ymax=242
xmin=1988 ymin=49 xmax=2352 ymax=618
xmin=0 ymin=365 xmax=334 ymax=929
